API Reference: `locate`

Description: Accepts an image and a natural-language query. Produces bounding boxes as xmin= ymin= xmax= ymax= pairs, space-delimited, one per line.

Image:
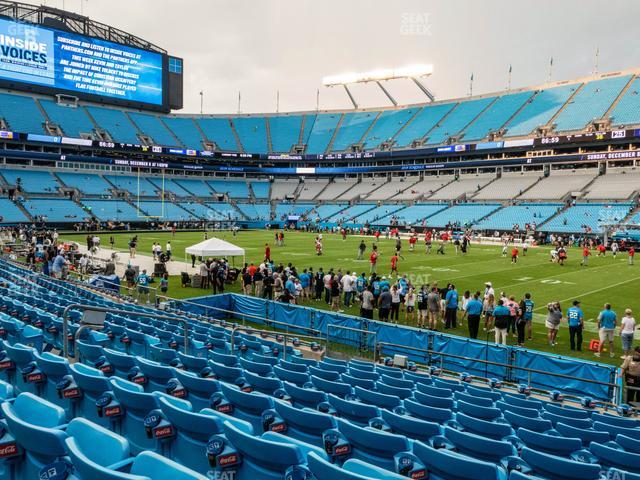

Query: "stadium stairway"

xmin=228 ymin=119 xmax=245 ymax=153
xmin=601 ymin=75 xmax=638 ymax=125
xmin=513 ymin=175 xmax=545 ymax=199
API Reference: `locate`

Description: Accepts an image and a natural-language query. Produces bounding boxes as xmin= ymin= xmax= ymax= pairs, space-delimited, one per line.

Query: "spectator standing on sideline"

xmin=444 ymin=284 xmax=458 ymax=329
xmin=427 ymin=286 xmax=441 ymax=330
xmin=566 ymin=300 xmax=584 ymax=351
xmin=465 ymin=292 xmax=483 ymax=339
xmin=522 ymin=293 xmax=534 ymax=340
xmin=620 ymin=309 xmax=637 ymax=357
xmin=596 ymin=303 xmax=617 ymax=358
xmin=361 ymin=286 xmax=374 ymax=319
xmin=379 ymin=287 xmax=392 ymax=322
xmin=545 ymin=301 xmax=562 ymax=347
xmin=493 ymin=300 xmax=511 ymax=345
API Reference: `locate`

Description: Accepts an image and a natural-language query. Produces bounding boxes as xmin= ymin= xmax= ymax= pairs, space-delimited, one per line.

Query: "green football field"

xmin=62 ymin=229 xmax=639 ymax=366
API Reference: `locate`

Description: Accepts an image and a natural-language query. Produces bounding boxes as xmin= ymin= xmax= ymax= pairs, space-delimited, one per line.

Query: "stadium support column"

xmin=376 ymin=81 xmax=398 ymax=106
xmin=411 ymin=77 xmax=435 ymax=102
xmin=343 ymin=85 xmax=358 ymax=109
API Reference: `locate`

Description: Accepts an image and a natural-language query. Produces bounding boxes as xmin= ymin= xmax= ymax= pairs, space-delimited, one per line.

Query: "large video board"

xmin=0 ymin=16 xmax=165 ymax=109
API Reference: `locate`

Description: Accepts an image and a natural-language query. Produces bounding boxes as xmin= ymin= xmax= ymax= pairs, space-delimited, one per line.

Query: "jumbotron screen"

xmin=0 ymin=16 xmax=165 ymax=108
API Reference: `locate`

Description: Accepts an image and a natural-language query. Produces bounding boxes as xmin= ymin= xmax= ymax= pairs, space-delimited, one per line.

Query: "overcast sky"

xmin=35 ymin=0 xmax=640 ymax=114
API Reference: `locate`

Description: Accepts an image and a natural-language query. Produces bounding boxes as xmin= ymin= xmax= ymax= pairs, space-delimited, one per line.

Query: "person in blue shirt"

xmin=379 ymin=276 xmax=390 ymax=292
xmin=596 ymin=303 xmax=617 ymax=358
xmin=567 ymin=299 xmax=585 ymax=351
xmin=285 ymin=277 xmax=296 ymax=295
xmin=463 ymin=291 xmax=483 ymax=339
xmin=355 ymin=273 xmax=366 ymax=294
xmin=521 ymin=293 xmax=535 ymax=342
xmin=136 ymin=269 xmax=151 ymax=303
xmin=299 ymin=269 xmax=310 ymax=299
xmin=444 ymin=284 xmax=458 ymax=329
xmin=493 ymin=300 xmax=511 ymax=345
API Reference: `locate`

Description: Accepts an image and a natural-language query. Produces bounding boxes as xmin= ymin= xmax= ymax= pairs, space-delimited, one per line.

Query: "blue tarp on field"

xmin=173 ymin=293 xmax=617 ymax=401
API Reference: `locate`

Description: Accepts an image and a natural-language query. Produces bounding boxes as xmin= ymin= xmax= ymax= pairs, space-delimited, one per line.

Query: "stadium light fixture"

xmin=322 ymin=64 xmax=435 ymax=108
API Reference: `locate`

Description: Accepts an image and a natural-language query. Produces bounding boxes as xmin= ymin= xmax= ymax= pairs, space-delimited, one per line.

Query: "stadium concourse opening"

xmin=0 ymin=0 xmax=639 ymax=479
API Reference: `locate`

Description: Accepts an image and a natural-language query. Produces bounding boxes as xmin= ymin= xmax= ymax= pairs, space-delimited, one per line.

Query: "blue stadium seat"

xmin=380 ymin=409 xmax=441 ymax=442
xmin=341 ymin=373 xmax=376 ymax=390
xmin=590 ymin=441 xmax=640 ymax=473
xmin=354 ymin=386 xmax=401 ymax=409
xmin=64 ymin=417 xmax=135 ymax=480
xmin=1 ymin=392 xmax=67 ymax=480
xmin=243 ymin=370 xmax=282 ymax=395
xmin=457 ymin=400 xmax=502 ymax=420
xmin=413 ymin=390 xmax=455 ymax=409
xmin=455 ymin=412 xmax=513 ymax=440
xmin=336 ymin=417 xmax=412 ymax=472
xmin=517 ymin=428 xmax=583 ymax=457
xmin=496 ymin=400 xmax=540 ymax=418
xmin=129 ymin=451 xmax=208 ymax=480
xmin=543 ymin=403 xmax=591 ymax=419
xmin=416 ymin=383 xmax=454 ymax=398
xmin=454 ymin=391 xmax=494 ymax=407
xmin=222 ymin=420 xmax=307 ymax=480
xmin=413 ymin=441 xmax=508 ymax=480
xmin=69 ymin=363 xmax=113 ymax=428
xmin=520 ymin=447 xmax=602 ymax=480
xmin=135 ymin=356 xmax=175 ymax=393
xmin=219 ymin=383 xmax=274 ymax=432
xmin=273 ymin=399 xmax=337 ymax=446
xmin=309 ymin=366 xmax=341 ymax=381
xmin=173 ymin=369 xmax=221 ymax=411
xmin=542 ymin=410 xmax=592 ymax=429
xmin=444 ymin=425 xmax=516 ymax=462
xmin=375 ymin=382 xmax=413 ymax=399
xmin=555 ymin=422 xmax=610 ymax=446
xmin=594 ymin=421 xmax=640 ymax=440
xmin=504 ymin=410 xmax=552 ymax=433
xmin=616 ymin=434 xmax=640 ymax=454
xmin=311 ymin=375 xmax=352 ymax=398
xmin=307 ymin=450 xmax=407 ymax=480
xmin=405 ymin=397 xmax=454 ymax=423
xmin=283 ymin=381 xmax=327 ymax=409
xmin=592 ymin=412 xmax=640 ymax=428
xmin=327 ymin=393 xmax=379 ymax=426
xmin=273 ymin=365 xmax=309 ymax=386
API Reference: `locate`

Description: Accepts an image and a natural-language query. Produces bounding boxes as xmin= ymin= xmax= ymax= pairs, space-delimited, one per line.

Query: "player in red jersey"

xmin=511 ymin=247 xmax=519 ymax=264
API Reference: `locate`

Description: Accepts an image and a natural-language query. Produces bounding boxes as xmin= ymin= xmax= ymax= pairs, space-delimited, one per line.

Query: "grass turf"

xmin=62 ymin=229 xmax=639 ymax=366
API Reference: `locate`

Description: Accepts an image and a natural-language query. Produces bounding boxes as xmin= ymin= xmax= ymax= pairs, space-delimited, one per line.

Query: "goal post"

xmin=136 ymin=167 xmax=165 ymax=219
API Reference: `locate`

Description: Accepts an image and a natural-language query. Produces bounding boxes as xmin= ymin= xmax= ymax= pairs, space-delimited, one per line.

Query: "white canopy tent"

xmin=185 ymin=237 xmax=245 ymax=265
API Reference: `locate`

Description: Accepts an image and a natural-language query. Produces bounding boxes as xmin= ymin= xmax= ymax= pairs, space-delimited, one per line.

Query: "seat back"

xmin=404 ymin=398 xmax=454 ymax=423
xmin=355 ymin=386 xmax=401 ymax=409
xmin=455 ymin=412 xmax=513 ymax=439
xmin=444 ymin=426 xmax=515 ymax=462
xmin=222 ymin=420 xmax=305 ymax=480
xmin=219 ymin=383 xmax=274 ymax=432
xmin=274 ymin=399 xmax=337 ymax=446
xmin=130 ymin=450 xmax=208 ymax=480
xmin=307 ymin=451 xmax=406 ymax=480
xmin=328 ymin=394 xmax=379 ymax=426
xmin=413 ymin=441 xmax=504 ymax=480
xmin=380 ymin=409 xmax=440 ymax=442
xmin=517 ymin=427 xmax=582 ymax=456
xmin=521 ymin=446 xmax=602 ymax=480
xmin=555 ymin=422 xmax=610 ymax=446
xmin=283 ymin=381 xmax=327 ymax=409
xmin=311 ymin=375 xmax=352 ymax=398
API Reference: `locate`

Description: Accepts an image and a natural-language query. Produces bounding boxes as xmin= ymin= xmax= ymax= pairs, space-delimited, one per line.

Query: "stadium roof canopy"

xmin=185 ymin=238 xmax=245 ymax=260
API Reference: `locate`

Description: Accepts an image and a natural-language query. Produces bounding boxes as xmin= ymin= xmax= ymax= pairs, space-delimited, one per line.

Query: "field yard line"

xmin=497 ymin=260 xmax=632 ymax=291
xmin=442 ymin=258 xmax=554 ymax=282
xmin=533 ymin=274 xmax=640 ymax=312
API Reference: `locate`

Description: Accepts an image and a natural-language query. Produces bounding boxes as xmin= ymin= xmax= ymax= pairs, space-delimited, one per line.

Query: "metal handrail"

xmin=62 ymin=303 xmax=190 ymax=359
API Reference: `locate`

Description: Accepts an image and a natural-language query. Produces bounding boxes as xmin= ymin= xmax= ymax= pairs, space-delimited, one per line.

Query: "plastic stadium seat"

xmin=341 ymin=373 xmax=376 ymax=390
xmin=1 ymin=392 xmax=67 ymax=480
xmin=309 ymin=366 xmax=341 ymax=381
xmin=129 ymin=450 xmax=207 ymax=480
xmin=273 ymin=399 xmax=337 ymax=446
xmin=616 ymin=434 xmax=640 ymax=454
xmin=348 ymin=367 xmax=379 ymax=381
xmin=404 ymin=398 xmax=454 ymax=423
xmin=3 ymin=342 xmax=38 ymax=394
xmin=496 ymin=400 xmax=540 ymax=418
xmin=517 ymin=428 xmax=583 ymax=457
xmin=219 ymin=383 xmax=274 ymax=432
xmin=413 ymin=390 xmax=455 ymax=409
xmin=311 ymin=375 xmax=352 ymax=398
xmin=69 ymin=363 xmax=113 ymax=427
xmin=454 ymin=391 xmax=494 ymax=407
xmin=354 ymin=386 xmax=401 ymax=409
xmin=157 ymin=395 xmax=230 ymax=473
xmin=432 ymin=377 xmax=466 ymax=392
xmin=279 ymin=359 xmax=308 ymax=373
xmin=103 ymin=348 xmax=138 ymax=379
xmin=504 ymin=410 xmax=553 ymax=433
xmin=239 ymin=357 xmax=274 ymax=376
xmin=416 ymin=383 xmax=453 ymax=398
xmin=502 ymin=393 xmax=543 ymax=410
xmin=33 ymin=351 xmax=73 ymax=414
xmin=555 ymin=422 xmax=610 ymax=446
xmin=590 ymin=442 xmax=640 ymax=473
xmin=542 ymin=411 xmax=592 ymax=429
xmin=444 ymin=426 xmax=516 ymax=462
xmin=64 ymin=417 xmax=136 ymax=480
xmin=290 ymin=356 xmax=318 ymax=368
xmin=457 ymin=400 xmax=502 ymax=420
xmin=317 ymin=361 xmax=348 ymax=374
xmin=109 ymin=377 xmax=191 ymax=454
xmin=326 ymin=393 xmax=379 ymax=426
xmin=375 ymin=382 xmax=413 ymax=399
xmin=376 ymin=366 xmax=405 ymax=379
xmin=173 ymin=369 xmax=221 ymax=411
xmin=336 ymin=418 xmax=412 ymax=472
xmin=135 ymin=356 xmax=175 ymax=393
xmin=261 ymin=430 xmax=329 ymax=462
xmin=543 ymin=403 xmax=591 ymax=419
xmin=455 ymin=412 xmax=514 ymax=440
xmin=273 ymin=365 xmax=309 ymax=386
xmin=283 ymin=381 xmax=327 ymax=409
xmin=178 ymin=352 xmax=209 ymax=373
xmin=222 ymin=420 xmax=307 ymax=480
xmin=307 ymin=451 xmax=407 ymax=480
xmin=591 ymin=412 xmax=640 ymax=428
xmin=521 ymin=447 xmax=603 ymax=480
xmin=381 ymin=409 xmax=441 ymax=442
xmin=380 ymin=374 xmax=414 ymax=389
xmin=403 ymin=371 xmax=433 ymax=386
xmin=594 ymin=421 xmax=640 ymax=440
xmin=349 ymin=359 xmax=375 ymax=371
xmin=244 ymin=370 xmax=282 ymax=395
xmin=465 ymin=385 xmax=503 ymax=402
xmin=209 ymin=350 xmax=240 ymax=367
xmin=413 ymin=441 xmax=507 ymax=480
